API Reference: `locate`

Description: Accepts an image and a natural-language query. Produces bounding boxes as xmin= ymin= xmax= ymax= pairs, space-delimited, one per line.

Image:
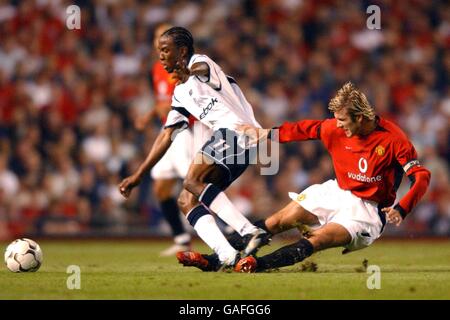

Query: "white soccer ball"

xmin=4 ymin=238 xmax=43 ymax=272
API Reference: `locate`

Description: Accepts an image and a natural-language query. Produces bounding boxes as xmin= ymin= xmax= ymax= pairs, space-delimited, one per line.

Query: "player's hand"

xmin=236 ymin=124 xmax=270 ymax=145
xmin=118 ymin=174 xmax=142 ymax=199
xmin=382 ymin=207 xmax=403 ymax=227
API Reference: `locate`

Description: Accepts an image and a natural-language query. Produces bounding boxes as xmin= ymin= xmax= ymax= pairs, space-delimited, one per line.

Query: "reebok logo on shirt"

xmin=199 ymin=98 xmax=218 ymax=119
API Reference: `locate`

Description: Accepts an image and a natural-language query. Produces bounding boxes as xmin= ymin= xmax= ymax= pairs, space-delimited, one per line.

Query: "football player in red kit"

xmin=232 ymin=81 xmax=431 ymax=272
xmin=175 ymin=81 xmax=431 ymax=272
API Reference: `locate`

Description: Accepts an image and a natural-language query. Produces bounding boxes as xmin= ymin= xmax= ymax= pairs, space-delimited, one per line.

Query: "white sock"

xmin=192 ymin=214 xmax=237 ymax=263
xmin=209 ymin=191 xmax=258 ymax=236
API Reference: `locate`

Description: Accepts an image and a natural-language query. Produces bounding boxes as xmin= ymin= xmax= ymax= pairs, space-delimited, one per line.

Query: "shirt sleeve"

xmin=394 ymin=139 xmax=431 ymax=216
xmin=277 ymin=119 xmax=326 ymax=143
xmin=164 ymin=94 xmax=190 ymax=129
xmin=189 ymin=55 xmax=221 ymax=90
xmin=163 ymin=109 xmax=189 ymax=130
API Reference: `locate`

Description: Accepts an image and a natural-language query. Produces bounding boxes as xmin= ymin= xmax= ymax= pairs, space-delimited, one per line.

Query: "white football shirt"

xmin=165 ymin=54 xmax=261 ymax=147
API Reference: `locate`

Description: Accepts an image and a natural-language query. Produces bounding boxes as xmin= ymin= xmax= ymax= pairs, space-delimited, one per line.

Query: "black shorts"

xmin=200 ymin=128 xmax=256 ymax=189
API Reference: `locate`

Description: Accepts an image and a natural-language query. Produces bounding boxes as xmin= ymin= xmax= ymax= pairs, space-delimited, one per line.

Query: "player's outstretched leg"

xmin=235 ymin=223 xmax=352 ymax=273
xmin=177 ymin=219 xmax=272 ymax=272
xmin=235 ymin=238 xmax=314 ymax=273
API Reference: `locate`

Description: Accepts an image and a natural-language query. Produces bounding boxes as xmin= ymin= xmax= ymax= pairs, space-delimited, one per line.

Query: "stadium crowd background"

xmin=0 ymin=0 xmax=448 ymax=240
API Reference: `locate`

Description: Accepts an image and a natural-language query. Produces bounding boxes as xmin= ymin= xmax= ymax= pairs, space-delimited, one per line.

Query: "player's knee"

xmin=306 ymin=237 xmax=322 ymax=252
xmin=266 ymin=215 xmax=281 ymax=233
xmin=182 ymin=178 xmax=201 ymax=195
xmin=267 ymin=212 xmax=290 ymax=233
xmin=308 ymin=233 xmax=334 ymax=251
xmin=177 ymin=190 xmax=197 ymax=215
xmin=279 ymin=215 xmax=297 ymax=230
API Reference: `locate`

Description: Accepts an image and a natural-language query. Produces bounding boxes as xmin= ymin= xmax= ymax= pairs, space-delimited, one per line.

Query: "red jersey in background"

xmin=151 ymin=61 xmax=196 ymax=126
xmin=151 ymin=61 xmax=177 ymax=124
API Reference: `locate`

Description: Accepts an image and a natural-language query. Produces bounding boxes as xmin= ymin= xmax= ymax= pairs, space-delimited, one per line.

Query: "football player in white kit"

xmin=135 ymin=23 xmax=196 ymax=256
xmin=119 ymin=27 xmax=270 ymax=270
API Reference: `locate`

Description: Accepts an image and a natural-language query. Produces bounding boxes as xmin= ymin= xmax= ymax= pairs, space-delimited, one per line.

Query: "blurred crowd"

xmin=0 ymin=0 xmax=448 ymax=240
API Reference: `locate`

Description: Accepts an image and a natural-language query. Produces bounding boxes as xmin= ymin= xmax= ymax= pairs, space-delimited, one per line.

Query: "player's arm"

xmin=119 ymin=128 xmax=172 ymax=198
xmin=396 ymin=163 xmax=431 ymax=216
xmin=188 ymin=62 xmax=209 ymax=79
xmin=238 ymin=120 xmax=325 ymax=145
xmin=119 ymin=123 xmax=183 ymax=198
xmin=382 ymin=141 xmax=431 ymax=226
xmin=175 ymin=61 xmax=210 ymax=83
xmin=119 ymin=101 xmax=190 ymax=198
xmin=175 ymin=55 xmax=224 ymax=90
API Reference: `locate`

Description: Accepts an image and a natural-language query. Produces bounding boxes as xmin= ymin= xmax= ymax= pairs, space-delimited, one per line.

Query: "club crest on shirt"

xmin=375 ymin=145 xmax=385 ymax=156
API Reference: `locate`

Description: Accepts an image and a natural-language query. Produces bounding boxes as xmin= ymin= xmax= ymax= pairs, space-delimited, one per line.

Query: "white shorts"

xmin=151 ymin=122 xmax=211 ymax=180
xmin=288 ymin=179 xmax=385 ymax=252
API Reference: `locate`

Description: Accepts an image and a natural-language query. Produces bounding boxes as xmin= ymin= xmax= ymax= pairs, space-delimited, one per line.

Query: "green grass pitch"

xmin=1 ymin=239 xmax=449 ymax=299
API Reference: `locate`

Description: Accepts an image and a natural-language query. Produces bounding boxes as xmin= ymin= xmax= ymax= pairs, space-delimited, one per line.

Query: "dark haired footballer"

xmin=119 ymin=27 xmax=270 ymax=270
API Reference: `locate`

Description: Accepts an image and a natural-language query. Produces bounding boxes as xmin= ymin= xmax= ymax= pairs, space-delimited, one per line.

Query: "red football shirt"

xmin=151 ymin=61 xmax=177 ymax=123
xmin=278 ymin=117 xmax=430 ymax=213
xmin=151 ymin=61 xmax=196 ymax=126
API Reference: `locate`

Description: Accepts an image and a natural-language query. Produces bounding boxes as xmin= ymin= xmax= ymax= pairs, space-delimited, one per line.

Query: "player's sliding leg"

xmin=264 ymin=201 xmax=320 ymax=234
xmin=178 ymin=189 xmax=239 ymax=269
xmin=225 ymin=200 xmax=317 ymax=257
xmin=177 ymin=199 xmax=308 ymax=265
xmin=153 ymin=178 xmax=191 ymax=256
xmin=180 ymin=200 xmax=322 ymax=271
xmin=235 ymin=223 xmax=351 ymax=273
xmin=175 ymin=219 xmax=269 ymax=272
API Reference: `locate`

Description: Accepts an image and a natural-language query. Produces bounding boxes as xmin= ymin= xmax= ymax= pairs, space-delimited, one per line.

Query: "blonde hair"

xmin=328 ymin=82 xmax=375 ymax=121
